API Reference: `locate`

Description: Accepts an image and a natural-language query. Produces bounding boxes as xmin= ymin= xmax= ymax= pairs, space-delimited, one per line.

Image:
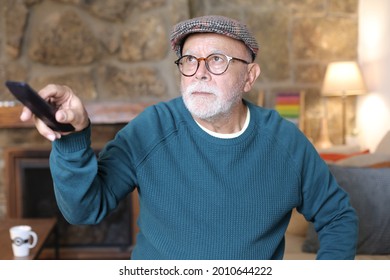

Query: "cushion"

xmin=336 ymin=153 xmax=390 ymax=167
xmin=302 ymin=165 xmax=390 ymax=254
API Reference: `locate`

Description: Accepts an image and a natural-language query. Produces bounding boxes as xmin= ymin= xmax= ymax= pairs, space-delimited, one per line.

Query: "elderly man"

xmin=20 ymin=15 xmax=358 ymax=259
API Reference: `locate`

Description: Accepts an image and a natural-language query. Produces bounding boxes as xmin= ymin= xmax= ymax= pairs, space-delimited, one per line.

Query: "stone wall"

xmin=0 ymin=0 xmax=188 ymax=102
xmin=0 ymin=0 xmax=359 ymax=217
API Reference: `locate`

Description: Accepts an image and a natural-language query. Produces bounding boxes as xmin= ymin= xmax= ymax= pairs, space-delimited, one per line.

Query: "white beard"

xmin=181 ymin=81 xmax=244 ymax=121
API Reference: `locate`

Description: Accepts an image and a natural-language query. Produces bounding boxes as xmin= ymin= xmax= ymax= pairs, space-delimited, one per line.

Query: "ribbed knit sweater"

xmin=50 ymin=97 xmax=358 ymax=259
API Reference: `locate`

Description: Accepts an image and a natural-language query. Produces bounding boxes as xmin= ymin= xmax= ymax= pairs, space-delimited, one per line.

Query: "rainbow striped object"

xmin=275 ymin=92 xmax=301 ymax=126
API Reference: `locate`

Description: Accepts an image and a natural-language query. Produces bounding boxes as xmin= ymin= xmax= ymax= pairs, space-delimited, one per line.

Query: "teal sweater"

xmin=50 ymin=97 xmax=358 ymax=259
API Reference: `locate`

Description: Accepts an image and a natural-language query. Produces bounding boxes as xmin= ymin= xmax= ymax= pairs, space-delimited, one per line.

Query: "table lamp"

xmin=321 ymin=61 xmax=366 ymax=144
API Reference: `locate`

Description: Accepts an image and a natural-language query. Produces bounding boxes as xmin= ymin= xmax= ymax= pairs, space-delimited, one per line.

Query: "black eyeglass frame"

xmin=174 ymin=54 xmax=251 ymax=77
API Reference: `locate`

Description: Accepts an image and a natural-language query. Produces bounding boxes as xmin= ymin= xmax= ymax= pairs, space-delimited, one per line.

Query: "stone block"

xmin=329 ymin=0 xmax=358 ymax=14
xmin=82 ymin=0 xmax=130 ymax=21
xmin=0 ymin=62 xmax=28 ymax=100
xmin=211 ymin=0 xmax=273 ymax=8
xmin=292 ymin=17 xmax=357 ymax=60
xmin=30 ymin=71 xmax=96 ymax=101
xmin=279 ymin=0 xmax=326 ymax=14
xmin=98 ymin=64 xmax=167 ymax=101
xmin=28 ymin=10 xmax=99 ymax=65
xmin=98 ymin=27 xmax=120 ymax=54
xmin=119 ymin=16 xmax=168 ymax=62
xmin=5 ymin=0 xmax=29 ymax=58
xmin=170 ymin=0 xmax=190 ymax=24
xmin=295 ymin=63 xmax=325 ymax=84
xmin=247 ymin=11 xmax=290 ymax=81
xmin=133 ymin=0 xmax=167 ymax=12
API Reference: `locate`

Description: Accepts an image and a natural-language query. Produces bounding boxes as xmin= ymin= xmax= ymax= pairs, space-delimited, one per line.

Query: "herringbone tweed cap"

xmin=170 ymin=15 xmax=259 ymax=60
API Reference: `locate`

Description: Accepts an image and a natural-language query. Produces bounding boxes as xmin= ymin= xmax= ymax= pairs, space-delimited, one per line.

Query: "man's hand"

xmin=20 ymin=84 xmax=90 ymax=141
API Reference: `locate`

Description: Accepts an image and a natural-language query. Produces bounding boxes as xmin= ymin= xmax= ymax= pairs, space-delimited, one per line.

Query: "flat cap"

xmin=170 ymin=15 xmax=259 ymax=61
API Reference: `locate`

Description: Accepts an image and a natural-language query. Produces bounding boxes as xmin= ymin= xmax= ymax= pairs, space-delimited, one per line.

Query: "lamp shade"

xmin=322 ymin=61 xmax=366 ymax=96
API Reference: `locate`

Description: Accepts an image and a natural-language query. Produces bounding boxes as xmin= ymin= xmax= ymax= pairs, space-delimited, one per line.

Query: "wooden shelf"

xmin=0 ymin=105 xmax=33 ymax=128
xmin=0 ymin=102 xmax=153 ymax=128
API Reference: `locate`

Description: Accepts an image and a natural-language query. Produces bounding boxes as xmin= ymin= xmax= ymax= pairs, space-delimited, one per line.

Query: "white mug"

xmin=9 ymin=225 xmax=38 ymax=257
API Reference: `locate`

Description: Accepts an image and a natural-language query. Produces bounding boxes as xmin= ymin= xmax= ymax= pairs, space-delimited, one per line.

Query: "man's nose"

xmin=195 ymin=59 xmax=210 ymax=80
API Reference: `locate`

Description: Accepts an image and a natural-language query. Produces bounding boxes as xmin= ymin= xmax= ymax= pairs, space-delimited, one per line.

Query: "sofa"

xmin=284 ymin=131 xmax=390 ymax=260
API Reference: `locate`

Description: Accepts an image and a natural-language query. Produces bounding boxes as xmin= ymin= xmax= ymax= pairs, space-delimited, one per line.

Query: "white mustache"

xmin=183 ymin=83 xmax=220 ymax=96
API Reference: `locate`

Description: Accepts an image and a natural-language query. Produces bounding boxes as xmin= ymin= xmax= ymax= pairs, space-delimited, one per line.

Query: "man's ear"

xmin=243 ymin=63 xmax=261 ymax=92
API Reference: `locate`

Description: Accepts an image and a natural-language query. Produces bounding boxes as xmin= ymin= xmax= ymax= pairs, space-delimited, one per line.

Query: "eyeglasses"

xmin=174 ymin=54 xmax=251 ymax=77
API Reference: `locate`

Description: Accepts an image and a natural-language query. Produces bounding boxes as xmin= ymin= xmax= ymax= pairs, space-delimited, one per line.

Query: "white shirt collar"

xmin=195 ymin=107 xmax=250 ymax=139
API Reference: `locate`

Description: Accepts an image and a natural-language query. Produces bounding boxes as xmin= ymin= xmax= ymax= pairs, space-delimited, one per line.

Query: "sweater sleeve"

xmin=293 ymin=133 xmax=358 ymax=259
xmin=260 ymin=107 xmax=358 ymax=259
xmin=302 ymin=162 xmax=358 ymax=259
xmin=49 ymin=102 xmax=176 ymax=226
xmin=50 ymin=125 xmax=136 ymax=225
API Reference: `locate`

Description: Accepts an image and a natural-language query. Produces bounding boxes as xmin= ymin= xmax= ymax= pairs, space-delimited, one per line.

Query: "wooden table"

xmin=0 ymin=218 xmax=57 ymax=260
